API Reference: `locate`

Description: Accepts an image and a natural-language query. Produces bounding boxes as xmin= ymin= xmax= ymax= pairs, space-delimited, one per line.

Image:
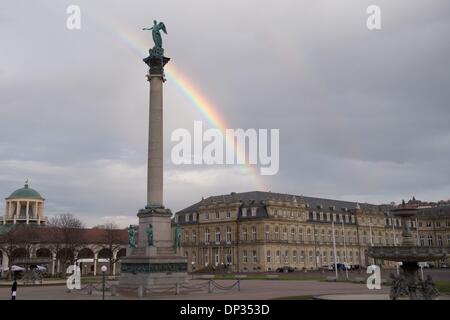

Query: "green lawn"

xmin=271 ymin=295 xmax=314 ymax=300
xmin=210 ymin=274 xmax=325 ymax=281
xmin=435 ymin=281 xmax=450 ymax=294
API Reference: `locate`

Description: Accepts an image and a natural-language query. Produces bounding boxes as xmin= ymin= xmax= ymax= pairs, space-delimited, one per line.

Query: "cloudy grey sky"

xmin=1 ymin=0 xmax=449 ymax=227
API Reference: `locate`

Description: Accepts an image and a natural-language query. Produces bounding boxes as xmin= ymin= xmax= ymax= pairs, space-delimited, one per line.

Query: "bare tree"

xmin=48 ymin=214 xmax=85 ymax=273
xmin=0 ymin=225 xmax=38 ymax=279
xmin=93 ymin=222 xmax=124 ymax=275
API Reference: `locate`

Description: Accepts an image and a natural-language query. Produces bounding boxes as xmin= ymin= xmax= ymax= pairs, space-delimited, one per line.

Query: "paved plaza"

xmin=0 ymin=279 xmax=390 ymax=300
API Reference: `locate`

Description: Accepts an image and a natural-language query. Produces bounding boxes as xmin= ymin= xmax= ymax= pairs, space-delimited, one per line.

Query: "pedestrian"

xmin=11 ymin=278 xmax=17 ymax=300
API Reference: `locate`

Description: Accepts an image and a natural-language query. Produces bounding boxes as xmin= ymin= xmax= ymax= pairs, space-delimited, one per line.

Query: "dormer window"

xmin=185 ymin=214 xmax=190 ymax=222
xmin=251 ymin=207 xmax=257 ymax=217
xmin=242 ymin=208 xmax=248 ymax=217
xmin=174 ymin=215 xmax=178 ymax=223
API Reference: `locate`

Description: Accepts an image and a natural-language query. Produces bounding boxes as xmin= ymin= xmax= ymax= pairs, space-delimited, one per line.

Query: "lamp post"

xmin=101 ymin=265 xmax=107 ymax=300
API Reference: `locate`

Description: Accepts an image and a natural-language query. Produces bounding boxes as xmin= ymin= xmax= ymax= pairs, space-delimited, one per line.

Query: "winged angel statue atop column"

xmin=143 ymin=20 xmax=167 ymax=49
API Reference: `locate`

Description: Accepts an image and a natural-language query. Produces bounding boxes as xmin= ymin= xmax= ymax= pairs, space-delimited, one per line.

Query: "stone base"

xmin=118 ymin=255 xmax=188 ymax=292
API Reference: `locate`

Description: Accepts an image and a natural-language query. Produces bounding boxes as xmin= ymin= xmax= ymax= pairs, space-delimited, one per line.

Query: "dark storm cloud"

xmin=0 ymin=0 xmax=449 ymax=226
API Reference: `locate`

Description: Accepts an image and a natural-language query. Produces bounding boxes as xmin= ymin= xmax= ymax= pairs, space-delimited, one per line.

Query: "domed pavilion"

xmin=1 ymin=181 xmax=47 ymax=225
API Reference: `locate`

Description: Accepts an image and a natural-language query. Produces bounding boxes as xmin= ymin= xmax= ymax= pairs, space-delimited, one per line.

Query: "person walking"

xmin=11 ymin=279 xmax=17 ymax=300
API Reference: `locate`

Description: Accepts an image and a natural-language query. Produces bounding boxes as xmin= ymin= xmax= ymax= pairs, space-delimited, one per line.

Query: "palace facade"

xmin=172 ymin=191 xmax=450 ymax=272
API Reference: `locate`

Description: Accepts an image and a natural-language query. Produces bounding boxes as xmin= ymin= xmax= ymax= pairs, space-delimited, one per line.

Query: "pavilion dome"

xmin=6 ymin=182 xmax=44 ymax=200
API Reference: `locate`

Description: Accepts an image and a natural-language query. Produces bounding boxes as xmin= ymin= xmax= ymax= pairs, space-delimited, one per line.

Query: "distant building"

xmin=172 ymin=191 xmax=450 ymax=272
xmin=0 ymin=183 xmax=127 ymax=277
xmin=1 ymin=182 xmax=47 ymax=225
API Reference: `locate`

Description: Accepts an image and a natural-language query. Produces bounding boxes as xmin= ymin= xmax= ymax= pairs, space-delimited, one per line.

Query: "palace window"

xmin=428 ymin=235 xmax=433 ymax=246
xmin=215 ymin=227 xmax=221 ymax=242
xmin=438 ymin=235 xmax=443 ymax=247
xmin=192 ymin=251 xmax=197 ymax=264
xmin=323 ymin=251 xmax=327 ymax=263
xmin=252 ymin=250 xmax=258 ymax=263
xmin=192 ymin=230 xmax=197 ymax=243
xmin=204 ymin=228 xmax=210 ymax=242
xmin=328 ymin=230 xmax=332 ymax=242
xmin=252 ymin=226 xmax=257 ymax=240
xmin=351 ymin=215 xmax=355 ymax=223
xmin=276 ymin=250 xmax=280 ymax=263
xmin=447 ymin=235 xmax=450 ymax=245
xmin=298 ymin=228 xmax=303 ymax=241
xmin=293 ymin=250 xmax=297 ymax=263
xmin=243 ymin=250 xmax=248 ymax=263
xmin=436 ymin=221 xmax=441 ymax=228
xmin=242 ymin=226 xmax=248 ymax=241
xmin=300 ymin=251 xmax=305 ymax=262
xmin=225 ymin=248 xmax=232 ymax=264
xmin=307 ymin=229 xmax=312 ymax=242
xmin=291 ymin=227 xmax=296 ymax=241
xmin=265 ymin=225 xmax=270 ymax=240
xmin=319 ymin=212 xmax=323 ymax=220
xmin=242 ymin=208 xmax=247 ymax=217
xmin=326 ymin=212 xmax=330 ymax=221
xmin=205 ymin=213 xmax=209 ymax=220
xmin=184 ymin=231 xmax=189 ymax=243
xmin=185 ymin=214 xmax=189 ymax=222
xmin=284 ymin=250 xmax=289 ymax=264
xmin=345 ymin=215 xmax=349 ymax=223
xmin=226 ymin=211 xmax=231 ymax=219
xmin=321 ymin=229 xmax=325 ymax=242
xmin=251 ymin=207 xmax=257 ymax=217
xmin=426 ymin=222 xmax=432 ymax=227
xmin=266 ymin=250 xmax=271 ymax=263
xmin=216 ymin=211 xmax=220 ymax=219
xmin=226 ymin=226 xmax=232 ymax=243
xmin=204 ymin=249 xmax=209 ymax=265
xmin=313 ymin=212 xmax=317 ymax=220
xmin=308 ymin=251 xmax=313 ymax=263
xmin=283 ymin=227 xmax=288 ymax=240
xmin=333 ymin=213 xmax=336 ymax=222
xmin=275 ymin=226 xmax=280 ymax=240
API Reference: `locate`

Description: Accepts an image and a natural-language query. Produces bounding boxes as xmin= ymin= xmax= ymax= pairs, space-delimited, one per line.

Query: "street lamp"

xmin=101 ymin=265 xmax=107 ymax=300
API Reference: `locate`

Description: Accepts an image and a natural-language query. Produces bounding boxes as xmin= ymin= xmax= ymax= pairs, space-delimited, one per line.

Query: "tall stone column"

xmin=147 ymin=72 xmax=164 ymax=207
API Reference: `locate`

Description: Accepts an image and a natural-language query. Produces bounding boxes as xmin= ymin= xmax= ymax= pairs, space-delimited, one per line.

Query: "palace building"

xmin=172 ymin=191 xmax=450 ymax=273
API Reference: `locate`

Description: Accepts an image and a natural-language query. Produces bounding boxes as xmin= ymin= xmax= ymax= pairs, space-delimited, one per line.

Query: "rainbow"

xmin=81 ymin=9 xmax=268 ymax=191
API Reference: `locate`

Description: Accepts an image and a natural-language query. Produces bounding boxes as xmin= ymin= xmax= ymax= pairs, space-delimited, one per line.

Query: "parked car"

xmin=276 ymin=266 xmax=294 ymax=273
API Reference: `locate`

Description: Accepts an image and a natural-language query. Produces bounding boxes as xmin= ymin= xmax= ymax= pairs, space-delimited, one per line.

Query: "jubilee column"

xmin=144 ymin=51 xmax=170 ymax=210
xmin=118 ymin=21 xmax=187 ymax=293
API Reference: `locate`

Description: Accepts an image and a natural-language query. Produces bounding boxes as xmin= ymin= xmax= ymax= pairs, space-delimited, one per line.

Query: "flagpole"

xmin=332 ymin=221 xmax=338 ymax=280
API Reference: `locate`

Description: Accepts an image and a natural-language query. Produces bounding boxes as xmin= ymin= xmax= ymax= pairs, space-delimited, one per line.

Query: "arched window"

xmin=298 ymin=228 xmax=303 ymax=241
xmin=265 ymin=225 xmax=270 ymax=240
